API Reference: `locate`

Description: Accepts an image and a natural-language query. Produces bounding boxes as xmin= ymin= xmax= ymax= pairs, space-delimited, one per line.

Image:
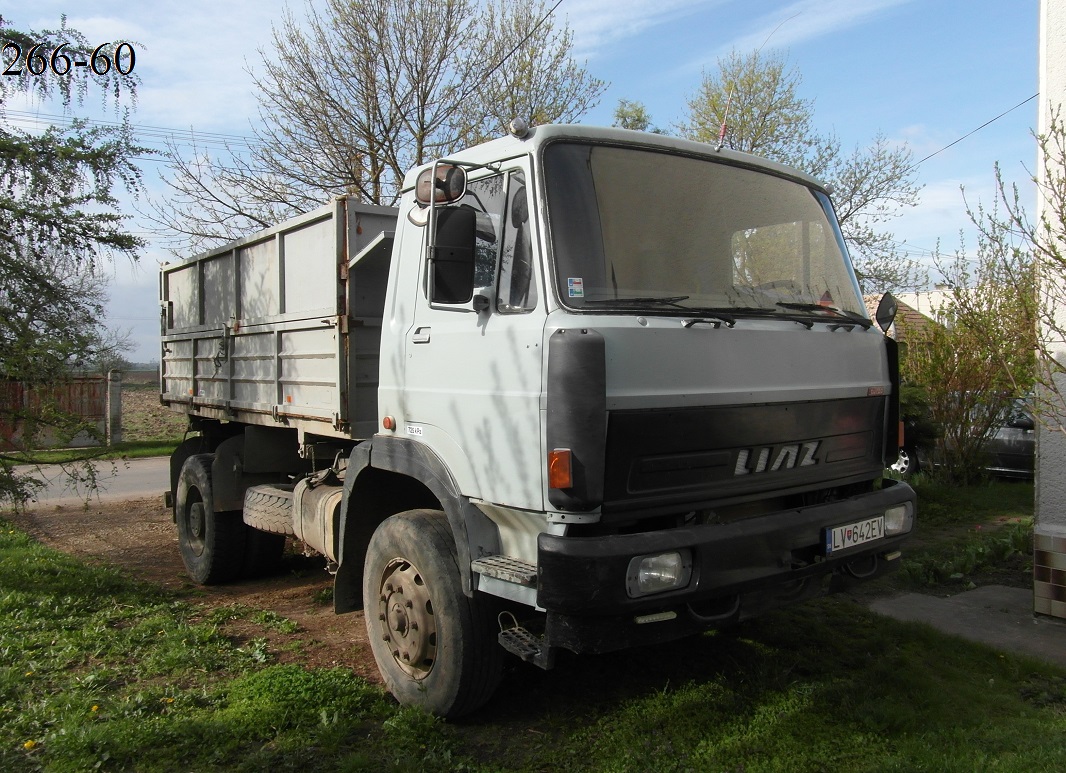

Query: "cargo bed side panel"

xmin=160 ymin=198 xmax=397 ymax=441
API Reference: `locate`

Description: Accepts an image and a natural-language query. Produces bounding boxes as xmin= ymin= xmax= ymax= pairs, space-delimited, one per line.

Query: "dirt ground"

xmin=4 ymin=381 xmax=384 ymax=683
xmin=6 ymin=497 xmax=383 ymax=685
xmin=120 ymin=380 xmax=189 ymax=443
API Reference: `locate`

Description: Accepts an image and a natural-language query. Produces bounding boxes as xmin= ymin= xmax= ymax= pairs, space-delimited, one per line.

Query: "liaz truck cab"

xmin=160 ymin=123 xmax=915 ymax=718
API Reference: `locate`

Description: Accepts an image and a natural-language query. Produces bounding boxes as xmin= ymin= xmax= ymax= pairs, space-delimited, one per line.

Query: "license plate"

xmin=825 ymin=516 xmax=885 ymax=555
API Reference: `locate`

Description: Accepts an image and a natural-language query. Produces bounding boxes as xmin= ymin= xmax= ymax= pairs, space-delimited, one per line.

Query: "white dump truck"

xmin=160 ymin=123 xmax=915 ymax=717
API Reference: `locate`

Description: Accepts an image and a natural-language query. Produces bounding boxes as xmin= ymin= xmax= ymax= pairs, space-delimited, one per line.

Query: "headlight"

xmin=626 ymin=550 xmax=692 ymax=597
xmin=884 ymin=503 xmax=914 ymax=536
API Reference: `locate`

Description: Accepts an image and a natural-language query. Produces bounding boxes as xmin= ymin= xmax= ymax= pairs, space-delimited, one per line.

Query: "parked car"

xmin=888 ymin=398 xmax=1034 ymax=480
xmin=984 ymin=399 xmax=1035 ymax=479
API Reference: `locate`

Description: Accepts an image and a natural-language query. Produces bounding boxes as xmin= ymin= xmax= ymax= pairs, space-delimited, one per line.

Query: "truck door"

xmin=403 ymin=166 xmax=545 ymax=511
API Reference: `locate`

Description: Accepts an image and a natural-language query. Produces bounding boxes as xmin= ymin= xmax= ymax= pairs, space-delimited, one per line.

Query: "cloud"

xmin=561 ymin=0 xmax=723 ymax=58
xmin=25 ymin=1 xmax=289 ymax=132
xmin=679 ymin=0 xmax=916 ymax=74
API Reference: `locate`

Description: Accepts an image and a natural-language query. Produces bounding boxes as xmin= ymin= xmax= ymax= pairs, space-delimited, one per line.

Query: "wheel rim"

xmin=376 ymin=558 xmax=437 ymax=679
xmin=890 ymin=449 xmax=911 ymax=474
xmin=183 ymin=495 xmax=206 ymax=557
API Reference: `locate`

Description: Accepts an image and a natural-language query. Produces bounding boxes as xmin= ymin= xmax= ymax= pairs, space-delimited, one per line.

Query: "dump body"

xmin=160 ymin=199 xmax=396 ymax=441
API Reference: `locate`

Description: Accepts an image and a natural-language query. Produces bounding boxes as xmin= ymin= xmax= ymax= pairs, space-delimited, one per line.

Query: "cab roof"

xmin=401 ymin=124 xmax=830 ymax=194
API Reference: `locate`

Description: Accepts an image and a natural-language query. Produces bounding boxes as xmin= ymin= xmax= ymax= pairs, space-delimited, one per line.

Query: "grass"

xmin=2 ymin=480 xmax=1064 ymax=771
xmin=890 ymin=476 xmax=1035 ymax=593
xmin=553 ymin=604 xmax=1066 ymax=772
xmin=0 ymin=520 xmax=405 ymax=772
xmin=1 ymin=440 xmax=179 ymax=466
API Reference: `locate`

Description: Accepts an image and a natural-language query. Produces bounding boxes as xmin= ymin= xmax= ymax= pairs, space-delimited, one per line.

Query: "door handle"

xmin=412 ymin=326 xmax=431 ymax=344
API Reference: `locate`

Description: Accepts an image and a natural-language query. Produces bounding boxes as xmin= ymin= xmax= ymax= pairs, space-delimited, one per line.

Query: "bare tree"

xmin=957 ymin=111 xmax=1066 ymax=429
xmin=149 ymin=0 xmax=605 ymax=254
xmin=680 ymin=50 xmax=924 ymax=295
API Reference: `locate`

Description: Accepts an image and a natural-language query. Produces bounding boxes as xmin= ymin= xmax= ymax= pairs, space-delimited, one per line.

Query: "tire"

xmin=175 ymin=454 xmax=247 ymax=584
xmin=363 ymin=509 xmax=503 ymax=718
xmin=242 ymin=484 xmax=297 ymax=535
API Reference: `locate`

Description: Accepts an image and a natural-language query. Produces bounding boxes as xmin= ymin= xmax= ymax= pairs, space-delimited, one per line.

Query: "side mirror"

xmin=416 ymin=164 xmax=466 ymax=205
xmin=875 ymin=292 xmax=898 ymax=334
xmin=1011 ymin=412 xmax=1035 ymax=431
xmin=430 ymin=207 xmax=476 ymax=304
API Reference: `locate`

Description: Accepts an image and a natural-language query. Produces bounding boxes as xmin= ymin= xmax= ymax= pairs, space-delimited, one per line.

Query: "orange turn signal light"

xmin=548 ymin=448 xmax=573 ymax=489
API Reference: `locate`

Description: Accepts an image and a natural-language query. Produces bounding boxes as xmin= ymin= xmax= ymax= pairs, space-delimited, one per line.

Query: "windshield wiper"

xmin=583 ymin=295 xmax=690 ymax=308
xmin=680 ymin=309 xmax=737 ymax=328
xmin=775 ymin=302 xmax=873 ymax=329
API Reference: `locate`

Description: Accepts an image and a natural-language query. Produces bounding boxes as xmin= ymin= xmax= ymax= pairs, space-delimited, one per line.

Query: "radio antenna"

xmin=716 ymin=13 xmax=800 ymax=151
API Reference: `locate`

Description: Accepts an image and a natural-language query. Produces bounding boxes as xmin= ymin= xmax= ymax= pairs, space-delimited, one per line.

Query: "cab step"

xmin=471 ymin=555 xmax=537 ymax=587
xmin=498 ymin=624 xmax=555 ymax=670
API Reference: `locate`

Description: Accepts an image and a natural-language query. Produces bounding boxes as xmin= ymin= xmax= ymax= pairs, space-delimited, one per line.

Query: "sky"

xmin=8 ymin=0 xmax=1040 ymax=362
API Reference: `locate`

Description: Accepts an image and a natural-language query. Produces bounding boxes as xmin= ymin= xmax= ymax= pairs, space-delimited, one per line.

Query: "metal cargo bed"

xmin=159 ymin=197 xmax=397 ymax=441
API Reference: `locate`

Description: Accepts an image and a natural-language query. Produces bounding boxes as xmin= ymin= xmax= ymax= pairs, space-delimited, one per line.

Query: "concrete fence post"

xmin=107 ymin=370 xmax=123 ymax=446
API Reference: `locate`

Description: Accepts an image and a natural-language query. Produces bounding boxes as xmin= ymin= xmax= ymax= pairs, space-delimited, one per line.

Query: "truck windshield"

xmin=542 ymin=142 xmax=866 ymax=318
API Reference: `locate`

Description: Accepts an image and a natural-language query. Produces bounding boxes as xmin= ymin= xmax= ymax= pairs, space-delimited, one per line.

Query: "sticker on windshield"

xmin=567 ymin=277 xmax=584 ymax=298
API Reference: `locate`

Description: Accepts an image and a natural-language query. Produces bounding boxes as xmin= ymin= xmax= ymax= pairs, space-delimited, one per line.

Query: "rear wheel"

xmin=243 ymin=530 xmax=287 ymax=578
xmin=363 ymin=509 xmax=503 ymax=718
xmin=175 ymin=454 xmax=246 ymax=584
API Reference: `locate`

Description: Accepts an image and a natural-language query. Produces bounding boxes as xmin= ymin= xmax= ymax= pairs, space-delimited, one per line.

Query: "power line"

xmin=460 ymin=0 xmax=565 ymax=103
xmin=3 ymin=109 xmax=261 ymax=152
xmin=913 ymin=93 xmax=1038 ymax=169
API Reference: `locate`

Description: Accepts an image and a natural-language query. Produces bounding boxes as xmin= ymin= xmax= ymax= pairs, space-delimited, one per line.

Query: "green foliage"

xmin=612 ymin=99 xmax=660 ymax=133
xmin=893 ymin=480 xmax=1033 ymax=591
xmin=219 ymin=665 xmax=384 ymax=732
xmin=207 ymin=604 xmax=301 ymax=634
xmin=900 ymin=382 xmax=940 ymax=451
xmin=900 ymin=518 xmax=1032 ymax=588
xmin=911 ymin=477 xmax=1034 ymax=526
xmin=682 ymin=50 xmax=824 ymax=164
xmin=0 ymin=15 xmax=146 ymax=508
xmin=899 ymin=235 xmax=1036 ymax=484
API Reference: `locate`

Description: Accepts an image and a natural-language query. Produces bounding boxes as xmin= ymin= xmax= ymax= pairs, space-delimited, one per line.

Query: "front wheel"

xmin=888 ymin=447 xmax=919 ymax=477
xmin=363 ymin=509 xmax=503 ymax=718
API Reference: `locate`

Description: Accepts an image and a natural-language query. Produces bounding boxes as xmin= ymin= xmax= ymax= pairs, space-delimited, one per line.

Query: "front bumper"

xmin=535 ymin=479 xmax=914 ymax=653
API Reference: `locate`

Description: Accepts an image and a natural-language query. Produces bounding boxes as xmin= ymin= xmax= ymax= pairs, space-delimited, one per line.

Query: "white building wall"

xmin=1035 ymin=0 xmax=1066 ymax=618
xmin=894 ymin=290 xmax=949 ymax=321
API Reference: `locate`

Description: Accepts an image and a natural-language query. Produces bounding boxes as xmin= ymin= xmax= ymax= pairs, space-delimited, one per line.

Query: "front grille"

xmin=602 ymin=397 xmax=885 ymax=516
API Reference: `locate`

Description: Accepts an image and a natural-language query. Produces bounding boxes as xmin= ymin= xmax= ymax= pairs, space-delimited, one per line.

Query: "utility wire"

xmin=4 ymin=109 xmax=261 ymax=151
xmin=912 ymin=93 xmax=1038 ymax=168
xmin=459 ymin=0 xmax=565 ymax=104
xmin=6 ymin=0 xmax=567 ymax=159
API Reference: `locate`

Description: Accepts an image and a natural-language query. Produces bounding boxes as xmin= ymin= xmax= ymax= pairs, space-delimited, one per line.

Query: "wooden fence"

xmin=0 ymin=372 xmax=123 ymax=450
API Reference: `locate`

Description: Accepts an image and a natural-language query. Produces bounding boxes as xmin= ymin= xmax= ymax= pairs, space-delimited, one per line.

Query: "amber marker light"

xmin=382 ymin=416 xmax=396 ymax=431
xmin=548 ymin=448 xmax=573 ymax=489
